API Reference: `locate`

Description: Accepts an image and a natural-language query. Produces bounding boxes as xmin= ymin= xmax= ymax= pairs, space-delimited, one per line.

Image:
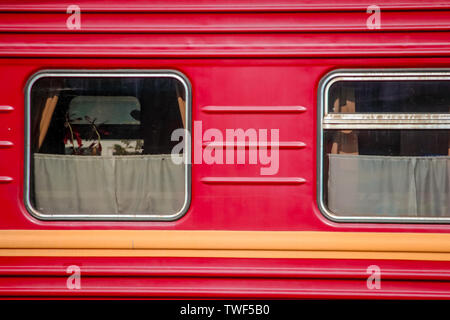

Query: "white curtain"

xmin=328 ymin=154 xmax=450 ymax=217
xmin=33 ymin=154 xmax=185 ymax=215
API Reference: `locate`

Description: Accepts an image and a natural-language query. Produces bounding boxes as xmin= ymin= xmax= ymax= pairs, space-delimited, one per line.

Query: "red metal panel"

xmin=2 ymin=32 xmax=450 ymax=57
xmin=7 ymin=277 xmax=450 ymax=299
xmin=0 ymin=57 xmax=448 ymax=233
xmin=0 ymin=0 xmax=448 ymax=12
xmin=1 ymin=257 xmax=450 ymax=298
xmin=0 ymin=0 xmax=449 ymax=299
xmin=0 ymin=11 xmax=450 ymax=33
xmin=2 ymin=257 xmax=450 ymax=280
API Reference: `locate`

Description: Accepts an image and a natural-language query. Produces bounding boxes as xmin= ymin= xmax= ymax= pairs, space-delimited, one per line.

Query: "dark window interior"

xmin=32 ymin=77 xmax=184 ymax=155
xmin=329 ymin=80 xmax=450 ymax=113
xmin=325 ymin=130 xmax=450 ymax=157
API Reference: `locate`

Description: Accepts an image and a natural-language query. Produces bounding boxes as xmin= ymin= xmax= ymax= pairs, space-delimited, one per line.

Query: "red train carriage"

xmin=0 ymin=0 xmax=449 ymax=298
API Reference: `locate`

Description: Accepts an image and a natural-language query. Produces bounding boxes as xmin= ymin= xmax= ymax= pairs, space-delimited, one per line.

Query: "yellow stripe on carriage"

xmin=0 ymin=230 xmax=450 ymax=260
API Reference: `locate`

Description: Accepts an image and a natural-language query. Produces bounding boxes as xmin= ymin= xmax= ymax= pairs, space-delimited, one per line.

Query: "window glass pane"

xmin=28 ymin=75 xmax=188 ymax=219
xmin=328 ymin=81 xmax=450 ymax=113
xmin=323 ymin=129 xmax=450 ymax=217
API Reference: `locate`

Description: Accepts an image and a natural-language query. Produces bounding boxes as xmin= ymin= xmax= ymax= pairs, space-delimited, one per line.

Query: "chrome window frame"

xmin=317 ymin=69 xmax=450 ymax=224
xmin=24 ymin=69 xmax=192 ymax=221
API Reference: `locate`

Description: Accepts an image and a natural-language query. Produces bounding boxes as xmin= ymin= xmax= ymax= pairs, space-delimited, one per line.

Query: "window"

xmin=25 ymin=71 xmax=190 ymax=220
xmin=319 ymin=70 xmax=450 ymax=223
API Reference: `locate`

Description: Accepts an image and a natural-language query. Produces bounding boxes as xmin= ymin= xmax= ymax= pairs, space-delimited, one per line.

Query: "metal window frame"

xmin=317 ymin=69 xmax=450 ymax=224
xmin=24 ymin=69 xmax=192 ymax=221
